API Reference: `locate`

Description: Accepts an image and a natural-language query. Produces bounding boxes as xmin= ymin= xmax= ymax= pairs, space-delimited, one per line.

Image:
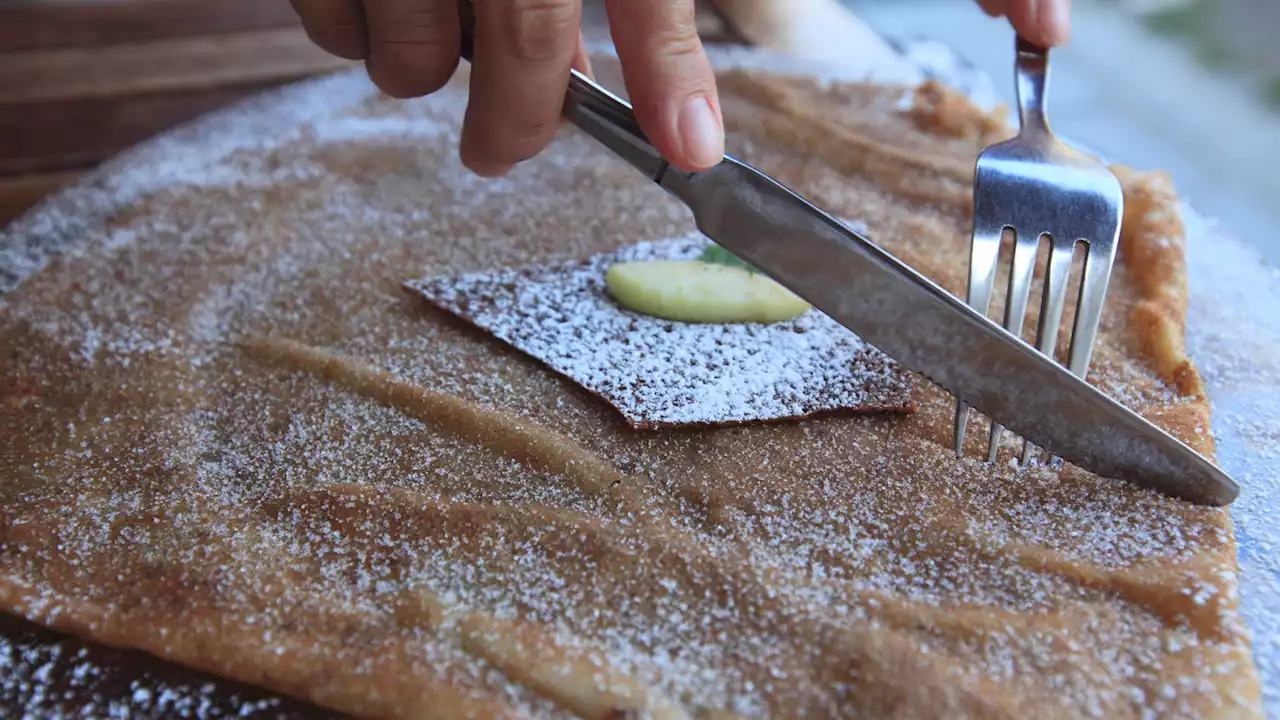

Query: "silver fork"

xmin=953 ymin=38 xmax=1124 ymax=464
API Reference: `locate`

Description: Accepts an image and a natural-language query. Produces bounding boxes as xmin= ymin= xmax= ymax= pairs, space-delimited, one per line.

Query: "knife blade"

xmin=658 ymin=160 xmax=1237 ymax=506
xmin=453 ymin=4 xmax=1239 ymax=506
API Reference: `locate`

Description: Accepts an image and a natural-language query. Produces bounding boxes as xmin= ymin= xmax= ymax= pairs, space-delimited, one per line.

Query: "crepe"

xmin=0 ymin=56 xmax=1261 ymax=718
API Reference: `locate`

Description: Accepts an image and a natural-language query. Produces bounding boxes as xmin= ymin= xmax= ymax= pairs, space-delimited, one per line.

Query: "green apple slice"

xmin=605 ymin=260 xmax=810 ymax=324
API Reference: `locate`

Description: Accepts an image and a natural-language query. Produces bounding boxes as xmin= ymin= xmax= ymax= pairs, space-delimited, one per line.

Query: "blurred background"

xmin=846 ymin=0 xmax=1280 ymax=263
xmin=1 ymin=0 xmax=1277 ymax=262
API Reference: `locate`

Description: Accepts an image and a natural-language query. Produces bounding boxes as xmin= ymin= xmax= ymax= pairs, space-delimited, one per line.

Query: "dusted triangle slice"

xmin=406 ymin=235 xmax=914 ymax=428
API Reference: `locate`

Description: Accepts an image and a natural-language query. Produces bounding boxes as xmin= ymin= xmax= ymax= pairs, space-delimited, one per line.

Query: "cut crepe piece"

xmin=406 ymin=235 xmax=914 ymax=429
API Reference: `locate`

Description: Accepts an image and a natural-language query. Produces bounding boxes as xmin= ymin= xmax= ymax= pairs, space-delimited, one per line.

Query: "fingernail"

xmin=678 ymin=95 xmax=725 ymax=169
xmin=1040 ymin=0 xmax=1070 ymax=45
xmin=467 ymin=159 xmax=513 ymax=178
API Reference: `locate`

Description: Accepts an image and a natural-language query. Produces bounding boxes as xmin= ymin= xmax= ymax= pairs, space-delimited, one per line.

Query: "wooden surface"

xmin=0 ymin=170 xmax=81 ymax=224
xmin=0 ymin=0 xmax=303 ymax=53
xmin=0 ymin=0 xmax=352 ymax=225
xmin=0 ymin=0 xmax=737 ymax=227
xmin=0 ymin=27 xmax=351 ymax=104
xmin=0 ymin=80 xmax=292 ymax=175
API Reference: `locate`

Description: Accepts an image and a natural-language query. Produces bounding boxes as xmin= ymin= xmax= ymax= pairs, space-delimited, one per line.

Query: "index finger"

xmin=290 ymin=0 xmax=368 ymax=59
xmin=605 ymin=0 xmax=723 ymax=172
xmin=460 ymin=0 xmax=583 ymax=176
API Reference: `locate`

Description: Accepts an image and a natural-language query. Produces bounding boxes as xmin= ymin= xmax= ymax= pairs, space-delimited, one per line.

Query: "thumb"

xmin=605 ymin=0 xmax=724 ymax=172
xmin=1010 ymin=0 xmax=1071 ymax=47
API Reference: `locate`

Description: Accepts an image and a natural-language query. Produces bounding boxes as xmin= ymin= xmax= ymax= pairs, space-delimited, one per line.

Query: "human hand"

xmin=976 ymin=0 xmax=1071 ymax=47
xmin=290 ymin=1 xmax=724 ymax=177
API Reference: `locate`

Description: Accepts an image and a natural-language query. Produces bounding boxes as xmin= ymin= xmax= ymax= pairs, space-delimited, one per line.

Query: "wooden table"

xmin=0 ymin=0 xmax=739 ymax=228
xmin=0 ymin=0 xmax=338 ymax=226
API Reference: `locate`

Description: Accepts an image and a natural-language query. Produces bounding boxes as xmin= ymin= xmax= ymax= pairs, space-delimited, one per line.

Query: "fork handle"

xmin=1014 ymin=37 xmax=1051 ymax=135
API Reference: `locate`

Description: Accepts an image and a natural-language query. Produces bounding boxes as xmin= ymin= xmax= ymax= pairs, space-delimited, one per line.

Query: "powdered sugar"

xmin=0 ymin=628 xmax=302 ymax=719
xmin=0 ymin=43 xmax=1271 ymax=718
xmin=0 ymin=74 xmax=462 ymax=301
xmin=407 ymin=234 xmax=912 ymax=428
xmin=1182 ymin=207 xmax=1280 ymax=710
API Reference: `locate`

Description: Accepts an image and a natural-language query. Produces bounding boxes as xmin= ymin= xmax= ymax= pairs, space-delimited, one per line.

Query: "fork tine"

xmin=1019 ymin=239 xmax=1077 ymax=463
xmin=953 ymin=402 xmax=972 ymax=457
xmin=953 ymin=220 xmax=1005 ymax=456
xmin=986 ymin=229 xmax=1043 ymax=461
xmin=1066 ymin=241 xmax=1118 ymax=378
xmin=958 ymin=38 xmax=1123 ymax=469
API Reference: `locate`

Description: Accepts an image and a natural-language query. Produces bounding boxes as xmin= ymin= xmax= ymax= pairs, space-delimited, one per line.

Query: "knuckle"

xmin=300 ymin=16 xmax=367 ymax=59
xmin=372 ymin=3 xmax=453 ymax=43
xmin=291 ymin=0 xmax=368 ymax=58
xmin=504 ymin=0 xmax=578 ymax=64
xmin=648 ymin=24 xmax=702 ymax=61
xmin=370 ymin=7 xmax=454 ymax=53
xmin=373 ymin=31 xmax=455 ymax=66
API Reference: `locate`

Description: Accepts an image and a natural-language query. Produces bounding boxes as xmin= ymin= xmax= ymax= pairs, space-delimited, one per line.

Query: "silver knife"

xmin=455 ymin=8 xmax=1239 ymax=507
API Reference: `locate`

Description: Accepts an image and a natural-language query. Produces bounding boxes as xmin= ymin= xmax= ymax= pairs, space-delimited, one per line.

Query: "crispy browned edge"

xmin=1110 ymin=165 xmax=1215 ymax=452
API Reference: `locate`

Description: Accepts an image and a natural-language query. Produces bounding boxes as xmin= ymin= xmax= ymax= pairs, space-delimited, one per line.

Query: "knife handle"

xmin=454 ymin=0 xmax=671 ymax=182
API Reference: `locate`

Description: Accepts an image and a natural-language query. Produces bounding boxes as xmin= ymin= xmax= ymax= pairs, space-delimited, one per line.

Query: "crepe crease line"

xmin=267 ymin=483 xmax=1031 ymax=718
xmin=247 ymin=336 xmax=1230 ymax=705
xmin=244 ymin=338 xmax=649 ymax=517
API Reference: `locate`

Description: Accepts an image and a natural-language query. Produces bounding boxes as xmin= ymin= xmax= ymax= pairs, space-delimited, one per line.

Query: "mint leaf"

xmin=697 ymin=244 xmax=757 ymax=274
